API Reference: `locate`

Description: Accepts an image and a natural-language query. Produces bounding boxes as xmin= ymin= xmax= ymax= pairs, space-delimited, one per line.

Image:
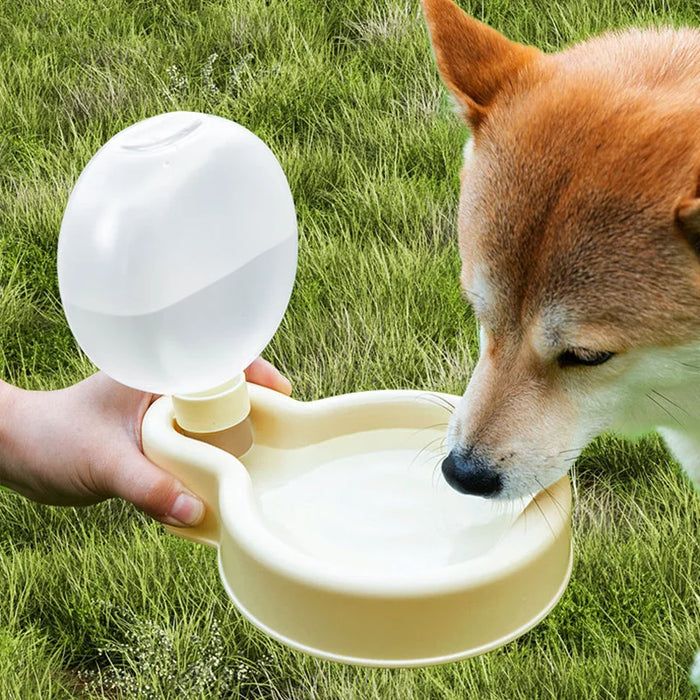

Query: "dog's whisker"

xmin=431 ymin=455 xmax=445 ymax=488
xmin=539 ymin=446 xmax=586 ymax=464
xmin=412 ymin=441 xmax=448 ymax=472
xmin=463 ymin=286 xmax=487 ymax=304
xmin=410 ymin=422 xmax=450 ymax=435
xmin=645 ymin=392 xmax=684 ymax=427
xmin=413 ymin=435 xmax=447 ymax=460
xmin=530 ymin=486 xmax=556 ymax=539
xmin=415 ymin=392 xmax=456 ymax=414
xmin=555 ymin=446 xmax=586 ymax=456
xmin=534 ymin=476 xmax=568 ymax=519
xmin=671 ymin=360 xmax=700 ymax=372
xmin=649 ymin=389 xmax=690 ymax=417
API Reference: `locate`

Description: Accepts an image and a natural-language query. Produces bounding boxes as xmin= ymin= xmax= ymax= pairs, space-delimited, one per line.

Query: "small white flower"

xmin=202 ymin=53 xmax=220 ymax=95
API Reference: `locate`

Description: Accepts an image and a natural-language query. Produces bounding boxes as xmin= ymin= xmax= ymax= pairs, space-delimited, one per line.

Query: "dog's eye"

xmin=557 ymin=349 xmax=615 ymax=368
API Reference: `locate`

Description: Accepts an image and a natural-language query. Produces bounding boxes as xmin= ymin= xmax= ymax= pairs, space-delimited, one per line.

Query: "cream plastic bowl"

xmin=141 ymin=384 xmax=572 ymax=667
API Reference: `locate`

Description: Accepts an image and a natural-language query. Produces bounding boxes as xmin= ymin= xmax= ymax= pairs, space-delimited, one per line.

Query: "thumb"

xmin=103 ymin=449 xmax=205 ymax=527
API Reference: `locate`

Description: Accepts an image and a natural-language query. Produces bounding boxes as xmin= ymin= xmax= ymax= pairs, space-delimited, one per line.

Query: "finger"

xmin=244 ymin=357 xmax=292 ymax=395
xmin=101 ymin=450 xmax=205 ymax=527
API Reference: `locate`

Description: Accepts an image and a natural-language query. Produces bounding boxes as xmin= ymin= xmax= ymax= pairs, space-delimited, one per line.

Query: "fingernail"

xmin=167 ymin=492 xmax=205 ymax=527
xmin=279 ymin=376 xmax=293 ymax=396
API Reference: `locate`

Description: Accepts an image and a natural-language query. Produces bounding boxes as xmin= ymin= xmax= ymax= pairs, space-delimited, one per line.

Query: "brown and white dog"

xmin=420 ymin=0 xmax=700 ymax=684
xmin=421 ymin=0 xmax=700 ymax=503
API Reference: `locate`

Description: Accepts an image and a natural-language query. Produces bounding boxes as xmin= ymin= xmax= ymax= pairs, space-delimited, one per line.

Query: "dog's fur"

xmin=421 ymin=0 xmax=700 ymax=502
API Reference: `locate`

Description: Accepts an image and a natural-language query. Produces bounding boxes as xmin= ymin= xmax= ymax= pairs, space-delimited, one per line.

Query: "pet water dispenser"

xmin=57 ymin=111 xmax=572 ymax=667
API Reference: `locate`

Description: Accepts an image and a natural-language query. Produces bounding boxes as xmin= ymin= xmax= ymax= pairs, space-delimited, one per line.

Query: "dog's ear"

xmin=421 ymin=0 xmax=541 ymax=130
xmin=676 ymin=195 xmax=700 ymax=257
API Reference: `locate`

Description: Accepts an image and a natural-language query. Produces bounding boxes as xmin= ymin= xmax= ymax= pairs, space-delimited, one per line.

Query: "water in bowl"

xmin=248 ymin=429 xmax=533 ymax=576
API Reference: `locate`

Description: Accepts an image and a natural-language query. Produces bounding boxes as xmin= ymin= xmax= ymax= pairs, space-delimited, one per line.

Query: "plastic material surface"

xmin=142 ymin=383 xmax=572 ymax=666
xmin=58 ymin=112 xmax=297 ymax=395
xmin=172 ymin=373 xmax=250 ymax=433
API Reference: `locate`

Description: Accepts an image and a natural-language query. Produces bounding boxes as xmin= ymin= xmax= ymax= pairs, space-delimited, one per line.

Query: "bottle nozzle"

xmin=172 ymin=374 xmax=253 ymax=457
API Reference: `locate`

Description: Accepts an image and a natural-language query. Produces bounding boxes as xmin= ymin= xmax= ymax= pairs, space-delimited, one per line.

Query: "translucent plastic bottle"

xmin=58 ymin=112 xmax=297 ymax=396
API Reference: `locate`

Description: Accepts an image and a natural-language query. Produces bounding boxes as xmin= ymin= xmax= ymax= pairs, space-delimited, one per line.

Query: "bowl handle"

xmin=141 ymin=396 xmax=229 ymax=547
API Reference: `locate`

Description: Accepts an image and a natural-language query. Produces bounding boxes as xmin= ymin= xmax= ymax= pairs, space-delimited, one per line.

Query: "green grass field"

xmin=1 ymin=0 xmax=699 ymax=697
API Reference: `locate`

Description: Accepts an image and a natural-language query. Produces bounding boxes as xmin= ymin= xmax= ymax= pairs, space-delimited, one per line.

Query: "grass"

xmin=0 ymin=0 xmax=698 ymax=696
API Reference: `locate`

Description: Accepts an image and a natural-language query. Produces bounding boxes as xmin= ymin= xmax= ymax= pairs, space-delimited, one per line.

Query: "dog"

xmin=420 ymin=0 xmax=700 ymax=499
xmin=421 ymin=0 xmax=700 ymax=685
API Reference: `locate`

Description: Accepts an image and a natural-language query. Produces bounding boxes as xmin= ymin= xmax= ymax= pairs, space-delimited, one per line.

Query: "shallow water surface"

xmin=246 ymin=430 xmax=533 ymax=576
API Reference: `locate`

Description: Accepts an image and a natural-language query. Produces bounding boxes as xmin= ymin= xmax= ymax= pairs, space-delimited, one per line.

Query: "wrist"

xmin=0 ymin=381 xmax=30 ymax=490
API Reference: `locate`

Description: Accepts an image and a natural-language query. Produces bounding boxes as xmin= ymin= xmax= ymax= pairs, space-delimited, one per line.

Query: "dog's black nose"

xmin=441 ymin=449 xmax=502 ymax=497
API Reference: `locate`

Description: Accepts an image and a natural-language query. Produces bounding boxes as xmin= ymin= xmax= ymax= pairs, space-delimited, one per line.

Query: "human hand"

xmin=0 ymin=358 xmax=291 ymax=526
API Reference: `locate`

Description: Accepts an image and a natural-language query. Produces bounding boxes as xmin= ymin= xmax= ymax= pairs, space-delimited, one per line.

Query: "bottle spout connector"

xmin=172 ymin=374 xmax=253 ymax=457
